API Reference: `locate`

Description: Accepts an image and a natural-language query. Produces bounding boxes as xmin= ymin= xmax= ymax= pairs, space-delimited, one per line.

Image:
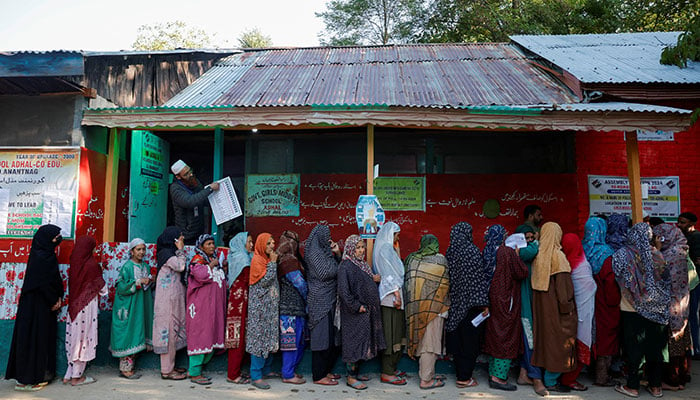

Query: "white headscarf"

xmin=227 ymin=232 xmax=252 ymax=288
xmin=373 ymin=221 xmax=404 ymax=305
xmin=128 ymin=238 xmax=145 ymax=252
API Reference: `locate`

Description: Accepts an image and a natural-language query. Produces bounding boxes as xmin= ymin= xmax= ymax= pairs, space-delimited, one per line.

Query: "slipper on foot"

xmin=71 ymin=376 xmax=96 ymax=386
xmin=420 ymin=379 xmax=445 ymax=390
xmin=646 ymin=386 xmax=663 ymax=398
xmin=252 ymin=380 xmax=270 ymax=390
xmin=489 ymin=379 xmax=517 ymax=391
xmin=314 ymin=378 xmax=339 ymax=386
xmin=356 ymin=375 xmax=371 ymax=381
xmin=347 ymin=380 xmax=368 ymax=390
xmin=381 ymin=376 xmax=407 ymax=386
xmin=282 ymin=377 xmax=306 ymax=385
xmin=14 ymin=384 xmax=44 ymax=392
xmin=227 ymin=376 xmax=251 ymax=384
xmin=456 ymin=378 xmax=478 ymax=388
xmin=614 ymin=384 xmax=639 ymax=398
xmin=568 ymin=382 xmax=588 ymax=391
xmin=190 ymin=376 xmax=212 ymax=385
xmin=119 ymin=372 xmax=142 ymax=380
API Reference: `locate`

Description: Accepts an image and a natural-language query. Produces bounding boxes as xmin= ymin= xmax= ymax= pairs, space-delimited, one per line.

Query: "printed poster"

xmin=374 ymin=177 xmax=425 ymax=211
xmin=208 ymin=176 xmax=242 ymax=225
xmin=356 ymin=195 xmax=385 ymax=239
xmin=588 ymin=175 xmax=680 ymax=220
xmin=246 ymin=174 xmax=300 ymax=217
xmin=0 ymin=147 xmax=80 ymax=238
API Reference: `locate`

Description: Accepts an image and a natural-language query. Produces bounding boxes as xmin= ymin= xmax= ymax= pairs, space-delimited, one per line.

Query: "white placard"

xmin=588 ymin=175 xmax=680 ymax=220
xmin=505 ymin=233 xmax=527 ymax=249
xmin=42 ymin=190 xmax=74 ymax=236
xmin=0 ymin=189 xmax=9 ymax=235
xmin=208 ymin=177 xmax=242 ymax=225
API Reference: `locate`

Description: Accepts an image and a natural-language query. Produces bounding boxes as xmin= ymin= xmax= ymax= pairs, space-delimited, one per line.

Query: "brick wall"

xmin=575 ymin=121 xmax=700 ymax=234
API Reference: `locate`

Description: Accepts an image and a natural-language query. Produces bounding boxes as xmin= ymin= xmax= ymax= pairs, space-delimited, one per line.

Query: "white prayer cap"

xmin=129 ymin=238 xmax=146 ymax=251
xmin=171 ymin=159 xmax=188 ymax=175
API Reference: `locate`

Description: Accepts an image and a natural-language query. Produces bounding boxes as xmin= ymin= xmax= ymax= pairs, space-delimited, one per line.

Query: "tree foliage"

xmin=237 ymin=28 xmax=274 ymax=48
xmin=660 ymin=12 xmax=700 ymax=68
xmin=316 ymin=0 xmax=427 ymax=45
xmin=132 ymin=21 xmax=213 ymax=50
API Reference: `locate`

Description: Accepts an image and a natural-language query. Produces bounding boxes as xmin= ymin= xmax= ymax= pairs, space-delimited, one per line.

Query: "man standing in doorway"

xmin=523 ymin=205 xmax=543 ymax=235
xmin=170 ymin=160 xmax=220 ymax=245
xmin=678 ymin=212 xmax=700 ymax=358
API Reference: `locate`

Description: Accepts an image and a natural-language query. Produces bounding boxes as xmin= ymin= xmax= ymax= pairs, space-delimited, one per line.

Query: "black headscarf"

xmin=304 ymin=225 xmax=339 ymax=330
xmin=445 ymin=222 xmax=489 ymax=332
xmin=157 ymin=226 xmax=182 ymax=270
xmin=22 ymin=224 xmax=63 ymax=294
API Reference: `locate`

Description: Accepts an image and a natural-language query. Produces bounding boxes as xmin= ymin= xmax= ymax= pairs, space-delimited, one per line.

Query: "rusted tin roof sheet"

xmin=165 ymin=44 xmax=579 ymax=108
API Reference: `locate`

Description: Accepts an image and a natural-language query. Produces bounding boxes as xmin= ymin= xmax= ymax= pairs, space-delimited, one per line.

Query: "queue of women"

xmin=5 ymin=213 xmax=695 ymax=398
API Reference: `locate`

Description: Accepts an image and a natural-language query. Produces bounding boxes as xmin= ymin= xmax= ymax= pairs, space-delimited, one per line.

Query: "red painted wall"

xmin=575 ymin=122 xmax=700 ymax=235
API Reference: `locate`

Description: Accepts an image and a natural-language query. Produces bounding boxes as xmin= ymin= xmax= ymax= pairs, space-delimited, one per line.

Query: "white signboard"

xmin=588 ymin=175 xmax=680 ymax=220
xmin=208 ymin=176 xmax=242 ymax=225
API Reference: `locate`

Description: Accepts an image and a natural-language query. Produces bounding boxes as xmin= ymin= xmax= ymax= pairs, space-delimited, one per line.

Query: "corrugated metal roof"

xmin=165 ymin=43 xmax=579 ymax=108
xmin=510 ymin=32 xmax=700 ymax=84
xmin=552 ymin=102 xmax=691 ymax=114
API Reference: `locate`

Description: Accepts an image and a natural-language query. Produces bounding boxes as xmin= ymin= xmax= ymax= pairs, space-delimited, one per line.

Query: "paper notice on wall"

xmin=0 ymin=189 xmax=9 ymax=235
xmin=208 ymin=177 xmax=242 ymax=226
xmin=42 ymin=190 xmax=74 ymax=236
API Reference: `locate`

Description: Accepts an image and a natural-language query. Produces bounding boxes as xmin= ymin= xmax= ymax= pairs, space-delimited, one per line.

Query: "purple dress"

xmin=186 ymin=254 xmax=227 ymax=355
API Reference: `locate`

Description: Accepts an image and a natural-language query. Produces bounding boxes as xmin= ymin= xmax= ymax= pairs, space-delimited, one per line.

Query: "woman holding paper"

xmin=483 ymin=225 xmax=528 ymax=391
xmin=531 ymin=222 xmax=577 ymax=393
xmin=186 ymin=234 xmax=227 ymax=385
xmin=404 ymin=234 xmax=450 ymax=389
xmin=445 ymin=222 xmax=490 ymax=388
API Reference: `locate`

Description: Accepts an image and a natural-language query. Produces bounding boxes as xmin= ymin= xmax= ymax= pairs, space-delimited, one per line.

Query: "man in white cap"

xmin=169 ymin=160 xmax=220 ymax=245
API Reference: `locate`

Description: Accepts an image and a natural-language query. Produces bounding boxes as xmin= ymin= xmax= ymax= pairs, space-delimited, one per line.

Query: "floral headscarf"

xmin=342 ymin=234 xmax=372 ymax=276
xmin=483 ymin=225 xmax=507 ymax=280
xmin=606 ymin=214 xmax=630 ymax=251
xmin=582 ymin=217 xmax=614 ymax=274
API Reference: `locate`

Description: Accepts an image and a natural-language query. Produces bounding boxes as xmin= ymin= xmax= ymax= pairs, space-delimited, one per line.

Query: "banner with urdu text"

xmin=0 ymin=147 xmax=80 ymax=238
xmin=588 ymin=175 xmax=680 ymax=220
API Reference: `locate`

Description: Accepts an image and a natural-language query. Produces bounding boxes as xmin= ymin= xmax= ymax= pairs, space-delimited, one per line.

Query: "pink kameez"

xmin=64 ymin=286 xmax=107 ymax=379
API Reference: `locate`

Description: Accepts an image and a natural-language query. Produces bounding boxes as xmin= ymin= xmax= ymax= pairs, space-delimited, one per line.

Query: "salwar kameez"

xmin=64 ymin=289 xmax=106 ymax=379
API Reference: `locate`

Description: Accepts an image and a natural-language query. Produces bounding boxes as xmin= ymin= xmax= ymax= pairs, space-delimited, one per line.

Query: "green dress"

xmin=110 ymin=260 xmax=154 ymax=357
xmin=519 ymin=240 xmax=539 ymax=347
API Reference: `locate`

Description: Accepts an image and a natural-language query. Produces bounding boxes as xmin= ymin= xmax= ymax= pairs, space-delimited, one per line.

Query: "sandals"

xmin=190 ymin=375 xmax=212 ymax=385
xmin=347 ymin=380 xmax=368 ymax=390
xmin=615 ymin=384 xmax=639 ymax=398
xmin=646 ymin=386 xmax=663 ymax=398
xmin=174 ymin=367 xmax=187 ymax=374
xmin=314 ymin=377 xmax=339 ymax=386
xmin=282 ymin=376 xmax=306 ymax=384
xmin=327 ymin=373 xmax=341 ymax=379
xmin=456 ymin=378 xmax=478 ymax=388
xmin=71 ymin=376 xmax=97 ymax=386
xmin=227 ymin=376 xmax=251 ymax=384
xmin=420 ymin=379 xmax=445 ymax=390
xmin=161 ymin=371 xmax=186 ymax=380
xmin=568 ymin=381 xmax=588 ymax=391
xmin=252 ymin=380 xmax=271 ymax=390
xmin=14 ymin=384 xmax=45 ymax=392
xmin=381 ymin=375 xmax=407 ymax=385
xmin=119 ymin=372 xmax=142 ymax=380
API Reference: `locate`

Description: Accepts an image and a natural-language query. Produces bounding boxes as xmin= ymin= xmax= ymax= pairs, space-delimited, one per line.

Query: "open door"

xmin=129 ymin=130 xmax=170 ymax=242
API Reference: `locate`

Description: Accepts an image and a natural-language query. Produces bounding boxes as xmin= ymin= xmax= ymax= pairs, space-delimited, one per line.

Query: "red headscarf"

xmin=562 ymin=232 xmax=587 ymax=271
xmin=250 ymin=233 xmax=272 ymax=285
xmin=68 ymin=236 xmax=105 ymax=320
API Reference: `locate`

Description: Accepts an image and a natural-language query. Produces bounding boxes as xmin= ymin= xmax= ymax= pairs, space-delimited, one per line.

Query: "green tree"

xmin=661 ymin=13 xmax=700 ymax=68
xmin=132 ymin=21 xmax=213 ymax=50
xmin=237 ymin=28 xmax=274 ymax=48
xmin=317 ymin=0 xmax=427 ymax=45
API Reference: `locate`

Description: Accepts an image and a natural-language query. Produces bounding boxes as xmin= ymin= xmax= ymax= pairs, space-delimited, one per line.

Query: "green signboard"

xmin=245 ymin=174 xmax=300 ymax=217
xmin=374 ymin=177 xmax=425 ymax=211
xmin=129 ymin=131 xmax=169 ymax=242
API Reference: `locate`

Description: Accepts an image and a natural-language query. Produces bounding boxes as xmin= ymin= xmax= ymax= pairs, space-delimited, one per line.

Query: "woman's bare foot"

xmin=662 ymin=382 xmax=679 ymax=391
xmin=518 ymin=370 xmax=534 ymax=386
xmin=314 ymin=376 xmax=338 ymax=385
xmin=282 ymin=376 xmax=306 ymax=384
xmin=533 ymin=378 xmax=547 ymax=394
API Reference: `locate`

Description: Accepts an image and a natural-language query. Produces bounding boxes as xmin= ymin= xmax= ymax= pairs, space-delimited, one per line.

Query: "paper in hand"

xmin=505 ymin=233 xmax=527 ymax=249
xmin=471 ymin=311 xmax=490 ymax=327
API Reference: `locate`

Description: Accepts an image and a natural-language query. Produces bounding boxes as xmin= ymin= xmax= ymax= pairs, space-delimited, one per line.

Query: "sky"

xmin=0 ymin=0 xmax=330 ymax=51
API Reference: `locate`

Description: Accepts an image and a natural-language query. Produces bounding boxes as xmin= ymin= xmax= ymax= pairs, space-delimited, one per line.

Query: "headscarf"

xmin=68 ymin=235 xmax=105 ymax=320
xmin=483 ymin=225 xmax=507 ymax=280
xmin=157 ymin=226 xmax=181 ymax=270
xmin=404 ymin=234 xmax=439 ymax=267
xmin=561 ymin=232 xmax=597 ymax=348
xmin=23 ymin=224 xmax=63 ymax=292
xmin=531 ymin=222 xmax=571 ymax=291
xmin=227 ymin=232 xmax=252 ymax=287
xmin=606 ymin=214 xmax=630 ymax=251
xmin=404 ymin=233 xmax=449 ymax=358
xmin=445 ymin=222 xmax=489 ymax=332
xmin=515 ymin=224 xmax=535 ymax=235
xmin=373 ymin=222 xmax=404 ymax=303
xmin=277 ymin=230 xmax=303 ymax=278
xmin=128 ymin=238 xmax=146 ymax=260
xmin=250 ymin=233 xmax=272 ymax=285
xmin=194 ymin=234 xmax=215 ymax=264
xmin=652 ymin=223 xmax=689 ymax=334
xmin=582 ymin=217 xmax=614 ymax=274
xmin=612 ymin=222 xmax=670 ymax=325
xmin=304 ymin=224 xmax=339 ymax=329
xmin=342 ymin=234 xmax=372 ymax=276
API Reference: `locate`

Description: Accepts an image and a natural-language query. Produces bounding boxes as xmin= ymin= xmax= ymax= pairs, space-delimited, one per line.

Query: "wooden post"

xmin=625 ymin=131 xmax=643 ymax=223
xmin=103 ymin=128 xmax=121 ymax=243
xmin=213 ymin=127 xmax=224 ymax=245
xmin=366 ymin=125 xmax=375 ymax=264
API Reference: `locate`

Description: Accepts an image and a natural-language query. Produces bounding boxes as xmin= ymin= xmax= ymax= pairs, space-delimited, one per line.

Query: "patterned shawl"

xmin=250 ymin=233 xmax=272 ymax=285
xmin=445 ymin=222 xmax=489 ymax=332
xmin=227 ymin=232 xmax=252 ymax=287
xmin=484 ymin=225 xmax=507 ymax=280
xmin=606 ymin=214 xmax=630 ymax=251
xmin=277 ymin=230 xmax=304 ymax=277
xmin=404 ymin=234 xmax=450 ymax=358
xmin=652 ymin=223 xmax=689 ymax=334
xmin=582 ymin=217 xmax=615 ymax=274
xmin=612 ymin=222 xmax=670 ymax=325
xmin=68 ymin=235 xmax=105 ymax=320
xmin=342 ymin=234 xmax=372 ymax=276
xmin=531 ymin=222 xmax=571 ymax=291
xmin=304 ymin=225 xmax=339 ymax=328
xmin=373 ymin=222 xmax=405 ymax=302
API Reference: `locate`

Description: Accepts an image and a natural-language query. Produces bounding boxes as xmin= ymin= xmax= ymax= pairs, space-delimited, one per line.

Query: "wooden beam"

xmin=366 ymin=125 xmax=375 ymax=265
xmin=213 ymin=127 xmax=224 ymax=245
xmin=625 ymin=131 xmax=643 ymax=224
xmin=103 ymin=128 xmax=121 ymax=242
